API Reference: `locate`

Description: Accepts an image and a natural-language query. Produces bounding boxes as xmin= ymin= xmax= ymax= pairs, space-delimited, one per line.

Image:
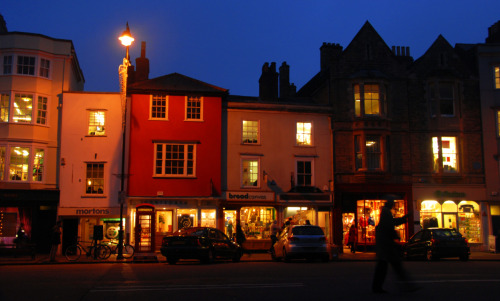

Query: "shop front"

xmin=413 ymin=186 xmax=487 ymax=249
xmin=127 ymin=198 xmax=219 ymax=251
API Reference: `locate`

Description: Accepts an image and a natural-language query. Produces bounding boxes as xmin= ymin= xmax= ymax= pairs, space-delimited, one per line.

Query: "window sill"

xmin=153 ymin=176 xmax=197 ymax=179
xmin=81 ymin=195 xmax=107 ymax=198
xmin=86 ymin=135 xmax=107 ymax=137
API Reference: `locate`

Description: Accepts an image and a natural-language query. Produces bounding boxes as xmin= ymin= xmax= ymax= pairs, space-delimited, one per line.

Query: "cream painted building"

xmin=59 ymin=92 xmax=128 ymax=248
xmin=222 ymin=96 xmax=333 ymax=249
xmin=0 ymin=24 xmax=84 ymax=251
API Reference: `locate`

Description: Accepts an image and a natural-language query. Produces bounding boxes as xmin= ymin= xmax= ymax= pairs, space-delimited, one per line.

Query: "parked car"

xmin=271 ymin=225 xmax=330 ymax=262
xmin=403 ymin=228 xmax=470 ymax=261
xmin=160 ymin=227 xmax=243 ymax=264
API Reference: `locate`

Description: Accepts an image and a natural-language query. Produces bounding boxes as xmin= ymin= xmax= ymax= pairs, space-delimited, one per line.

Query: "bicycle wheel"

xmin=122 ymin=244 xmax=135 ymax=258
xmin=65 ymin=244 xmax=82 ymax=261
xmin=96 ymin=245 xmax=112 ymax=260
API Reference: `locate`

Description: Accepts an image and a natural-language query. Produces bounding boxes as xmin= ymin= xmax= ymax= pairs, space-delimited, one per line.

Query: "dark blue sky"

xmin=3 ymin=1 xmax=499 ymax=96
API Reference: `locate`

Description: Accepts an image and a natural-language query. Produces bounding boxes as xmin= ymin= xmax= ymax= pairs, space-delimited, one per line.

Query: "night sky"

xmin=2 ymin=1 xmax=499 ymax=96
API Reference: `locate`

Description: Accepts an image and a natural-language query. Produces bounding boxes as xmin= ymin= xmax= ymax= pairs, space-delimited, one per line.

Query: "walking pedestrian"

xmin=372 ymin=196 xmax=418 ymax=294
xmin=50 ymin=220 xmax=62 ymax=262
xmin=269 ymin=220 xmax=280 ymax=253
xmin=347 ymin=224 xmax=357 ymax=253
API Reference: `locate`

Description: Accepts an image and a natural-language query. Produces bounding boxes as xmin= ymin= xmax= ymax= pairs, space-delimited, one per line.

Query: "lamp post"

xmin=117 ymin=22 xmax=134 ymax=260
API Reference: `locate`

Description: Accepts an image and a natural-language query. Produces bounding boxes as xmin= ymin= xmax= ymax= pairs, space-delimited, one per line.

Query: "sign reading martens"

xmin=224 ymin=191 xmax=274 ymax=201
xmin=58 ymin=207 xmax=120 ymax=216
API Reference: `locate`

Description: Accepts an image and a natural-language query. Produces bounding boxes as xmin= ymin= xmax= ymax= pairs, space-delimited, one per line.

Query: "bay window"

xmin=354 ymin=83 xmax=383 ymax=117
xmin=0 ymin=145 xmax=45 ymax=182
xmin=0 ymin=92 xmax=49 ymax=125
xmin=495 ymin=66 xmax=499 ymax=89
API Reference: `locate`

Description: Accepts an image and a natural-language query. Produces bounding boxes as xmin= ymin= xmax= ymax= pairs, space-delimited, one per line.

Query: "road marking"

xmin=91 ymin=283 xmax=304 ymax=292
xmin=415 ymin=279 xmax=500 ymax=284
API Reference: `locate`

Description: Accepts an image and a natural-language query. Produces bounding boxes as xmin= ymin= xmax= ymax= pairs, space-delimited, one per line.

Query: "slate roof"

xmin=128 ymin=72 xmax=228 ymax=96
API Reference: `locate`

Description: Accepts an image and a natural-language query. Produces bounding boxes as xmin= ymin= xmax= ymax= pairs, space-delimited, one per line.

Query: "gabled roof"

xmin=343 ymin=21 xmax=393 ymax=56
xmin=128 ymin=72 xmax=228 ymax=96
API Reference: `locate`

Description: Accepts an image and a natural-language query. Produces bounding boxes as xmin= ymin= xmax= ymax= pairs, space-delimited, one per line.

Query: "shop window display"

xmin=284 ymin=207 xmax=315 ymax=226
xmin=156 ymin=210 xmax=173 ymax=233
xmin=419 ymin=200 xmax=481 ymax=243
xmin=342 ymin=213 xmax=355 ymax=248
xmin=357 ymin=199 xmax=406 ymax=245
xmin=201 ymin=209 xmax=216 ymax=228
xmin=240 ymin=207 xmax=275 ymax=239
xmin=177 ymin=209 xmax=197 ymax=229
xmin=224 ymin=210 xmax=237 ymax=239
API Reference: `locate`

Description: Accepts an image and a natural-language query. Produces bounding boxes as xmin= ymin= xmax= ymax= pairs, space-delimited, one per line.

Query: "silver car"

xmin=271 ymin=225 xmax=331 ymax=262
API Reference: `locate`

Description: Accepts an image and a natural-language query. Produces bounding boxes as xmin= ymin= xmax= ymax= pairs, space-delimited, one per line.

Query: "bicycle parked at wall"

xmin=65 ymin=238 xmax=111 ymax=261
xmin=101 ymin=239 xmax=135 ymax=259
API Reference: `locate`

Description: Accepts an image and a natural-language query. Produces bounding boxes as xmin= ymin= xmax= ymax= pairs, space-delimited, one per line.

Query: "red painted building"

xmin=126 ymin=72 xmax=227 ymax=251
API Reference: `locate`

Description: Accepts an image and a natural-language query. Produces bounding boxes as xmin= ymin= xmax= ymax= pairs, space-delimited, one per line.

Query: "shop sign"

xmin=434 ymin=190 xmax=466 ymax=198
xmin=224 ymin=191 xmax=274 ymax=201
xmin=59 ymin=207 xmax=120 ymax=216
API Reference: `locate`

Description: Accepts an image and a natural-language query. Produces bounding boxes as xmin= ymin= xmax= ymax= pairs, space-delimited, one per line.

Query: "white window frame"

xmin=295 ymin=157 xmax=314 ymax=187
xmin=87 ymin=110 xmax=106 ymax=136
xmin=242 ymin=120 xmax=260 ymax=144
xmin=36 ymin=96 xmax=48 ymax=125
xmin=39 ymin=58 xmax=50 ymax=78
xmin=0 ymin=144 xmax=46 ymax=182
xmin=16 ymin=55 xmax=36 ymax=76
xmin=296 ymin=122 xmax=313 ymax=146
xmin=150 ymin=94 xmax=168 ymax=120
xmin=85 ymin=162 xmax=105 ymax=195
xmin=185 ymin=96 xmax=203 ymax=121
xmin=3 ymin=55 xmax=13 ymax=75
xmin=0 ymin=92 xmax=50 ymax=125
xmin=154 ymin=143 xmax=196 ymax=178
xmin=241 ymin=157 xmax=260 ymax=188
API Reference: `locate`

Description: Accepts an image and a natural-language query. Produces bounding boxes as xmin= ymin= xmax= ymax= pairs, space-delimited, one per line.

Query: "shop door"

xmin=135 ymin=204 xmax=155 ymax=253
xmin=443 ymin=214 xmax=457 ymax=229
xmin=155 ymin=210 xmax=173 ymax=250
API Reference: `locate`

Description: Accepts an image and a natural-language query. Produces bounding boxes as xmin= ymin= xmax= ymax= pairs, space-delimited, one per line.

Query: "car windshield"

xmin=292 ymin=226 xmax=324 ymax=235
xmin=174 ymin=228 xmax=206 ymax=237
xmin=432 ymin=229 xmax=462 ymax=238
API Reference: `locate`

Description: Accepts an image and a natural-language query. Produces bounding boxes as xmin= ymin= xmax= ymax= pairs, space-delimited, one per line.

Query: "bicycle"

xmin=65 ymin=238 xmax=112 ymax=261
xmin=102 ymin=239 xmax=135 ymax=259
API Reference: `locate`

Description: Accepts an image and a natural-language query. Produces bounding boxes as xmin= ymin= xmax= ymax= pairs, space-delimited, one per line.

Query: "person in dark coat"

xmin=347 ymin=224 xmax=357 ymax=253
xmin=372 ymin=197 xmax=417 ymax=293
xmin=235 ymin=219 xmax=247 ymax=252
xmin=50 ymin=221 xmax=62 ymax=262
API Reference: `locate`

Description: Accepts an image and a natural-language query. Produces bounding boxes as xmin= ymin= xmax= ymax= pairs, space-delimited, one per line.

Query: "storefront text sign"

xmin=434 ymin=190 xmax=466 ymax=198
xmin=224 ymin=191 xmax=274 ymax=201
xmin=59 ymin=207 xmax=120 ymax=216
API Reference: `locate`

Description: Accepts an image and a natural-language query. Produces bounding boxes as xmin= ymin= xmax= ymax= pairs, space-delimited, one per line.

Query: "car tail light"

xmin=430 ymin=238 xmax=439 ymax=245
xmin=289 ymin=236 xmax=299 ymax=242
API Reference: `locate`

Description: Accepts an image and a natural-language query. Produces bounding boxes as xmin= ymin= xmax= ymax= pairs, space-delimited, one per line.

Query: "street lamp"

xmin=117 ymin=22 xmax=134 ymax=260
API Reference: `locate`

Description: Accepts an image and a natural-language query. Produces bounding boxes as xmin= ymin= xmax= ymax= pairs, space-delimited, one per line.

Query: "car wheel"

xmin=459 ymin=253 xmax=469 ymax=261
xmin=283 ymin=248 xmax=291 ymax=263
xmin=167 ymin=257 xmax=178 ymax=265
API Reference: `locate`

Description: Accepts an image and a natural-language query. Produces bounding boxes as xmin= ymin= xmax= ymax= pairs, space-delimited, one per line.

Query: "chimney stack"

xmin=259 ymin=62 xmax=278 ymax=101
xmin=135 ymin=41 xmax=150 ymax=82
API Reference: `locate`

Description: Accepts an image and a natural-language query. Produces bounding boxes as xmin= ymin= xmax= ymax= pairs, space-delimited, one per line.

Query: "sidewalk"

xmin=1 ymin=251 xmax=500 ymax=265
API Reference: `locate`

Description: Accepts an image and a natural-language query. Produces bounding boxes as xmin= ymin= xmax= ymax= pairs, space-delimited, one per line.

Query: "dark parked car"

xmin=403 ymin=228 xmax=470 ymax=261
xmin=271 ymin=225 xmax=331 ymax=262
xmin=160 ymin=227 xmax=243 ymax=264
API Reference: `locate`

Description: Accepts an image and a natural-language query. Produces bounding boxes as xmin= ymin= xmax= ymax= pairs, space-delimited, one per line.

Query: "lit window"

xmin=495 ymin=66 xmax=500 ymax=89
xmin=355 ymin=135 xmax=383 ymax=171
xmin=36 ymin=96 xmax=48 ymax=125
xmin=186 ymin=96 xmax=202 ymax=120
xmin=9 ymin=147 xmax=29 ymax=181
xmin=354 ymin=84 xmax=381 ymax=117
xmin=17 ymin=56 xmax=35 ymax=75
xmin=497 ymin=111 xmax=500 ymax=137
xmin=154 ymin=143 xmax=196 ymax=177
xmin=13 ymin=94 xmax=33 ymax=123
xmin=3 ymin=55 xmax=12 ymax=74
xmin=39 ymin=59 xmax=50 ymax=78
xmin=432 ymin=136 xmax=458 ymax=173
xmin=296 ymin=122 xmax=312 ymax=146
xmin=0 ymin=146 xmax=5 ymax=181
xmin=296 ymin=159 xmax=313 ymax=186
xmin=88 ymin=110 xmax=106 ymax=136
xmin=151 ymin=95 xmax=167 ymax=119
xmin=430 ymin=82 xmax=455 ymax=117
xmin=86 ymin=163 xmax=104 ymax=194
xmin=1 ymin=94 xmax=9 ymax=122
xmin=242 ymin=120 xmax=259 ymax=144
xmin=241 ymin=158 xmax=259 ymax=187
xmin=32 ymin=149 xmax=44 ymax=182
